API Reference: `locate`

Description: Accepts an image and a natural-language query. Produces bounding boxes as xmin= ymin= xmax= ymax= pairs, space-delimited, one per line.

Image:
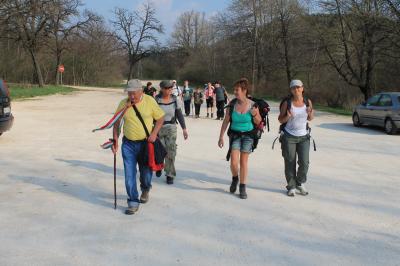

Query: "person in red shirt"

xmin=205 ymin=82 xmax=215 ymax=118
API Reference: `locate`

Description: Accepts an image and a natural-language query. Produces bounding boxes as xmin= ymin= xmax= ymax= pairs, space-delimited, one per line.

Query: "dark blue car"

xmin=0 ymin=79 xmax=13 ymax=136
xmin=353 ymin=92 xmax=400 ymax=134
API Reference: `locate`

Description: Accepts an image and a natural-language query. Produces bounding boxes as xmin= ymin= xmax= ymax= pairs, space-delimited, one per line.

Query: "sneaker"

xmin=296 ymin=185 xmax=309 ymax=196
xmin=230 ymin=176 xmax=239 ymax=193
xmin=166 ymin=176 xmax=174 ymax=185
xmin=125 ymin=206 xmax=139 ymax=215
xmin=287 ymin=188 xmax=296 ymax=197
xmin=156 ymin=170 xmax=162 ymax=177
xmin=140 ymin=190 xmax=149 ymax=203
xmin=239 ymin=184 xmax=247 ymax=199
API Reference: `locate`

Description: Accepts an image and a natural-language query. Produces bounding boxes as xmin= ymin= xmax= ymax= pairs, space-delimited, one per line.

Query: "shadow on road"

xmin=317 ymin=123 xmax=389 ymax=135
xmin=56 ymin=158 xmax=125 ymax=176
xmin=55 ymin=158 xmax=285 ymax=197
xmin=8 ymin=174 xmax=125 ymax=210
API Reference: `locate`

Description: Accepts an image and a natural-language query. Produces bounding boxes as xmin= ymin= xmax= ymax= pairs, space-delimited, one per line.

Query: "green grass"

xmin=254 ymin=93 xmax=353 ymax=116
xmin=313 ymin=104 xmax=353 ymax=116
xmin=9 ymin=84 xmax=76 ymax=100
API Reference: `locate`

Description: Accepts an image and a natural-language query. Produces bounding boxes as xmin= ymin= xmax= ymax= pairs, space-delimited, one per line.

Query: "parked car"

xmin=353 ymin=92 xmax=400 ymax=134
xmin=0 ymin=79 xmax=13 ymax=136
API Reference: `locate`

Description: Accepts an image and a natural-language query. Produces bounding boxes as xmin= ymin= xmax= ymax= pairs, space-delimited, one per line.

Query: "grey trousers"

xmin=281 ymin=132 xmax=310 ymax=190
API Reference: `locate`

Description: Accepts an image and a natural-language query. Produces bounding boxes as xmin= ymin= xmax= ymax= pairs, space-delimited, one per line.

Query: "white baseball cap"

xmin=125 ymin=79 xmax=143 ymax=92
xmin=290 ymin=79 xmax=303 ymax=88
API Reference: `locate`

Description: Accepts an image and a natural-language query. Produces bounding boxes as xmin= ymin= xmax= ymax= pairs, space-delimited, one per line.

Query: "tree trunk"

xmin=55 ymin=52 xmax=61 ymax=86
xmin=128 ymin=62 xmax=134 ymax=81
xmin=29 ymin=49 xmax=45 ymax=87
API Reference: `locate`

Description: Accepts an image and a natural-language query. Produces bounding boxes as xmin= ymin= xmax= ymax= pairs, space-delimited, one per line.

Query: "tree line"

xmin=1 ymin=0 xmax=399 ymax=108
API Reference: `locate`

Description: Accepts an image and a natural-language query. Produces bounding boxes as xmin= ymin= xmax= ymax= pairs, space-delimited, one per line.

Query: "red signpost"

xmin=58 ymin=65 xmax=65 ymax=85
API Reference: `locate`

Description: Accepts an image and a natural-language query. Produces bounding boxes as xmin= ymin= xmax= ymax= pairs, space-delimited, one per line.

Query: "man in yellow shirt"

xmin=112 ymin=79 xmax=165 ymax=215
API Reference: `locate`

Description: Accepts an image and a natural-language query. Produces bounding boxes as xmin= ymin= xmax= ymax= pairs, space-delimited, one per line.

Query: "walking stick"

xmin=113 ymin=152 xmax=117 ymax=209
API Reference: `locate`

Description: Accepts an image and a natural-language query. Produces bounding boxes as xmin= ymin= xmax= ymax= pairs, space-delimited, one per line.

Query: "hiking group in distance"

xmin=101 ymin=77 xmax=315 ymax=215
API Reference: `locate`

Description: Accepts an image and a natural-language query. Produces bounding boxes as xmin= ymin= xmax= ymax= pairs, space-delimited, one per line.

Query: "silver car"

xmin=353 ymin=92 xmax=400 ymax=134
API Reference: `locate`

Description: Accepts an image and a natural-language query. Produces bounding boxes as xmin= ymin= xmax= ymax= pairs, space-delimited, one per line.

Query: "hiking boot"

xmin=230 ymin=176 xmax=239 ymax=193
xmin=296 ymin=185 xmax=309 ymax=196
xmin=140 ymin=190 xmax=149 ymax=203
xmin=239 ymin=184 xmax=247 ymax=199
xmin=207 ymin=113 xmax=209 ymax=118
xmin=211 ymin=113 xmax=214 ymax=118
xmin=166 ymin=176 xmax=174 ymax=185
xmin=125 ymin=206 xmax=139 ymax=215
xmin=287 ymin=188 xmax=296 ymax=197
xmin=156 ymin=170 xmax=162 ymax=177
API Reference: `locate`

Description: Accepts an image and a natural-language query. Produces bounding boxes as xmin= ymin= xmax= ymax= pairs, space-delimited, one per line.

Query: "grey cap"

xmin=290 ymin=79 xmax=303 ymax=88
xmin=160 ymin=80 xmax=173 ymax=88
xmin=125 ymin=79 xmax=143 ymax=92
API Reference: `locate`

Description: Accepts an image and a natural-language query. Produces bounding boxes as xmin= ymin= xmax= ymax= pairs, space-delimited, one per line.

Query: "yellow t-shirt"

xmin=116 ymin=95 xmax=165 ymax=141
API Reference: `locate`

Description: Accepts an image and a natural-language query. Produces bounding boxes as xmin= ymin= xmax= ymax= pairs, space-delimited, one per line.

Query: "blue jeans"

xmin=230 ymin=134 xmax=254 ymax=153
xmin=121 ymin=137 xmax=152 ymax=208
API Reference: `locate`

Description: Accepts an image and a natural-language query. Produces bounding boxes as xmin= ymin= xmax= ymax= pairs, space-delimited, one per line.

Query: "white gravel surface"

xmin=0 ymin=88 xmax=399 ymax=266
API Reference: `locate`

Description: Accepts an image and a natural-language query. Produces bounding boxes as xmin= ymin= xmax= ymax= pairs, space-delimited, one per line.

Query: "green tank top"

xmin=231 ymin=109 xmax=253 ymax=132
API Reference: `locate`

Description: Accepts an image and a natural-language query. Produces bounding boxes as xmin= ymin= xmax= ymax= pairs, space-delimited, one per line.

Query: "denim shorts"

xmin=230 ymin=135 xmax=254 ymax=153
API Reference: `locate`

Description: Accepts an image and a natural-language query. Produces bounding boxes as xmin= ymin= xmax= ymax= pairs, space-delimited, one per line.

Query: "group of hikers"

xmin=110 ymin=78 xmax=314 ymax=215
xmin=143 ymin=80 xmax=229 ymax=120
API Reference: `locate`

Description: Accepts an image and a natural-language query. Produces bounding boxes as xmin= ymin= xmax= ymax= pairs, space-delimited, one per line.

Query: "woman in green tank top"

xmin=218 ymin=78 xmax=261 ymax=199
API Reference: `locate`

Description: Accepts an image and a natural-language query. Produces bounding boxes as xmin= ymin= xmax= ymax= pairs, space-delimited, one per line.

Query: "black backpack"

xmin=272 ymin=95 xmax=316 ymax=151
xmin=279 ymin=95 xmax=309 ymax=133
xmin=155 ymin=94 xmax=178 ymax=124
xmin=225 ymin=97 xmax=270 ymax=160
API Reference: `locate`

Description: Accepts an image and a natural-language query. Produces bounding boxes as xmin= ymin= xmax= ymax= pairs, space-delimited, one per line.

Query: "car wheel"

xmin=384 ymin=118 xmax=397 ymax=135
xmin=352 ymin=113 xmax=362 ymax=127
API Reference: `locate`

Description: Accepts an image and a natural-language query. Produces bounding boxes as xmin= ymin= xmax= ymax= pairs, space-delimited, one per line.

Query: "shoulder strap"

xmin=286 ymin=96 xmax=292 ymax=111
xmin=132 ymin=105 xmax=150 ymax=138
xmin=303 ymin=95 xmax=310 ymax=107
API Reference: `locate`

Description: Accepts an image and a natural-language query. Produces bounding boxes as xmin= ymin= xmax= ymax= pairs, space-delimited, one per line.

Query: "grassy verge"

xmin=9 ymin=84 xmax=76 ymax=100
xmin=254 ymin=94 xmax=353 ymax=116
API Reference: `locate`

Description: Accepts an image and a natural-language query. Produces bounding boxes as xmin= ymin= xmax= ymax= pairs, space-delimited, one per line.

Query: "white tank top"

xmin=285 ymin=104 xmax=308 ymax=136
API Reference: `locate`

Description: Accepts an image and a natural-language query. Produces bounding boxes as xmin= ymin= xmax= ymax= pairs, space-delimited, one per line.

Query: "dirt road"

xmin=1 ymin=88 xmax=399 ymax=265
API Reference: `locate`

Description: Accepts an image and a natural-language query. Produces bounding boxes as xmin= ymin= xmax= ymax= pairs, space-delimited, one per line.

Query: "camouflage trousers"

xmin=158 ymin=125 xmax=177 ymax=178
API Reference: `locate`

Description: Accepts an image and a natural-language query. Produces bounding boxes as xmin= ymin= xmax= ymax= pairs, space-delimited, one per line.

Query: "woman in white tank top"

xmin=278 ymin=80 xmax=314 ymax=197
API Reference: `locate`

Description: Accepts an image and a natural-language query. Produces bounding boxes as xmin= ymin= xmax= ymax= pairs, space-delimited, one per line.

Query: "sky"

xmin=83 ymin=0 xmax=230 ymax=43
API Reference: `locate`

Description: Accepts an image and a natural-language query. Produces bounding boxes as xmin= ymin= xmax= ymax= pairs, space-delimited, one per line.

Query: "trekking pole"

xmin=113 ymin=140 xmax=117 ymax=210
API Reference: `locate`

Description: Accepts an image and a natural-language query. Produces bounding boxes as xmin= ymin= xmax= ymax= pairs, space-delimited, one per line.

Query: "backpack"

xmin=272 ymin=95 xmax=316 ymax=151
xmin=225 ymin=97 xmax=270 ymax=161
xmin=278 ymin=95 xmax=309 ymax=133
xmin=155 ymin=94 xmax=178 ymax=124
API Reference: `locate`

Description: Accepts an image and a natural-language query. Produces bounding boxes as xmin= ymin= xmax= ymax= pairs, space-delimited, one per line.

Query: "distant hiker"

xmin=156 ymin=80 xmax=188 ymax=184
xmin=218 ymin=78 xmax=261 ymax=199
xmin=172 ymin=80 xmax=182 ymax=98
xmin=278 ymin=79 xmax=314 ymax=197
xmin=214 ymin=81 xmax=228 ymax=120
xmin=144 ymin=82 xmax=157 ymax=97
xmin=112 ymin=79 xmax=165 ymax=215
xmin=205 ymin=82 xmax=215 ymax=118
xmin=193 ymin=87 xmax=204 ymax=118
xmin=182 ymin=80 xmax=193 ymax=116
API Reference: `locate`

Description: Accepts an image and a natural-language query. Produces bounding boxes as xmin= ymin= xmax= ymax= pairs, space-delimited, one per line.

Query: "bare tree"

xmin=111 ymin=2 xmax=163 ymax=81
xmin=1 ymin=0 xmax=54 ymax=87
xmin=170 ymin=10 xmax=208 ymax=55
xmin=319 ymin=0 xmax=390 ymax=100
xmin=48 ymin=0 xmax=99 ymax=85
